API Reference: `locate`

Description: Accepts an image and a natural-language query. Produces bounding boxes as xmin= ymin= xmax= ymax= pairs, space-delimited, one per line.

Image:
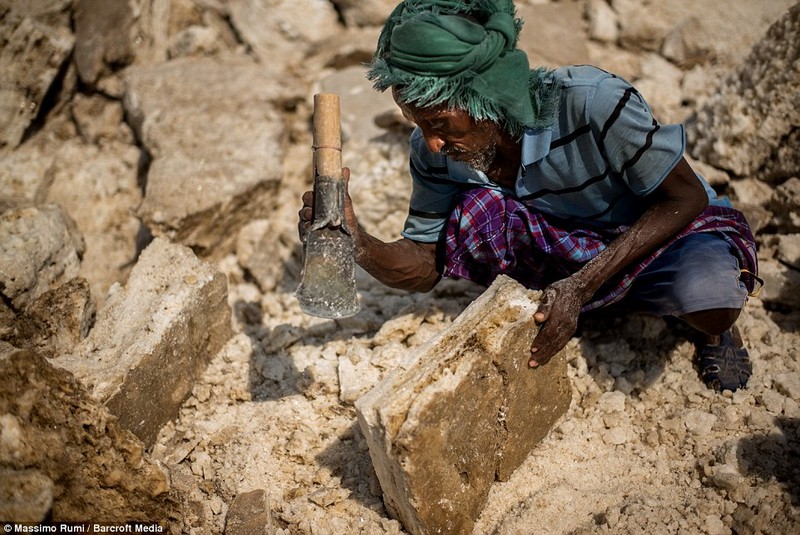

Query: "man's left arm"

xmin=529 ymin=156 xmax=708 ymax=366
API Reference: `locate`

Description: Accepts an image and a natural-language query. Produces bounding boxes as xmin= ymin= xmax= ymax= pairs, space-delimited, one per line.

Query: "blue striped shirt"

xmin=402 ymin=65 xmax=719 ymax=243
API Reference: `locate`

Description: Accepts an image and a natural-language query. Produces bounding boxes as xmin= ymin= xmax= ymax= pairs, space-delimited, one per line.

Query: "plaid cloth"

xmin=443 ymin=188 xmax=759 ymax=312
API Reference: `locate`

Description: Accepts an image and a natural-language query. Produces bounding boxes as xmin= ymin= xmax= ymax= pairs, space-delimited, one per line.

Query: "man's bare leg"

xmin=680 ymin=307 xmax=742 ymax=345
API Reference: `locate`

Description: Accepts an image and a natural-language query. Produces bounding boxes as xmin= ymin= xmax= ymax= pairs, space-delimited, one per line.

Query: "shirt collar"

xmin=520 ymin=127 xmax=553 ymax=167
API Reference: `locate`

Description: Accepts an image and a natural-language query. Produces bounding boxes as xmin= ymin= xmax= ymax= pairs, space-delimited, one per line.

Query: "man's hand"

xmin=298 ymin=189 xmax=313 ymax=243
xmin=529 ymin=277 xmax=584 ymax=368
xmin=298 ymin=167 xmax=440 ymax=292
xmin=298 ymin=167 xmax=357 ymax=243
xmin=528 ymin=158 xmax=710 ymax=368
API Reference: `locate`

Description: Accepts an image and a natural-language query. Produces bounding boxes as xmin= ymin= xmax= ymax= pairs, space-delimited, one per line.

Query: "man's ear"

xmin=391 ymin=85 xmax=405 ymax=105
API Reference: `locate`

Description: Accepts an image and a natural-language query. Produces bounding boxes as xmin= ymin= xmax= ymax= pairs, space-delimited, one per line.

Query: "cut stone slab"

xmin=124 ymin=56 xmax=301 ymax=257
xmin=57 ymin=237 xmax=233 ymax=446
xmin=355 ymin=275 xmax=572 ymax=535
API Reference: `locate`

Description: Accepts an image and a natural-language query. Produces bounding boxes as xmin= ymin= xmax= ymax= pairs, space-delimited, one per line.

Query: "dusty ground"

xmin=151 ymin=132 xmax=800 ymax=534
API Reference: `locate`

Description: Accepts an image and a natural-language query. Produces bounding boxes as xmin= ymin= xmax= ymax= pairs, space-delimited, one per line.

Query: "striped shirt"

xmin=402 ymin=65 xmax=721 ymax=243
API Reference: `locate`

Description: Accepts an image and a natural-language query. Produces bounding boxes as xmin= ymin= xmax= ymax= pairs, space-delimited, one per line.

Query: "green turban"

xmin=368 ymin=0 xmax=560 ymax=135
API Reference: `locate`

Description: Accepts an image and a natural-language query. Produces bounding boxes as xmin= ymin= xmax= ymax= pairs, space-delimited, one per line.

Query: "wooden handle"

xmin=313 ymin=93 xmax=342 ymax=178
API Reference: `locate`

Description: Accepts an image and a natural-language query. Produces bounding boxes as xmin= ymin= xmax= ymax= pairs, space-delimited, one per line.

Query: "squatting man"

xmin=298 ymin=0 xmax=761 ymax=392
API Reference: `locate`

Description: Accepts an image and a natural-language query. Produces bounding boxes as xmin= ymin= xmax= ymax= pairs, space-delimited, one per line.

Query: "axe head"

xmin=295 ymin=93 xmax=360 ymax=319
xmin=295 ymin=219 xmax=360 ymax=319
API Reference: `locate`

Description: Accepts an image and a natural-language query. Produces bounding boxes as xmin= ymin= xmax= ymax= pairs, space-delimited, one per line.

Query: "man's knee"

xmin=680 ymin=307 xmax=742 ymax=336
xmin=625 ymin=234 xmax=749 ymax=316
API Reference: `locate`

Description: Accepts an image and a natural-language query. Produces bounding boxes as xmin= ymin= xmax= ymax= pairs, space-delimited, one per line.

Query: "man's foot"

xmin=696 ymin=327 xmax=752 ymax=392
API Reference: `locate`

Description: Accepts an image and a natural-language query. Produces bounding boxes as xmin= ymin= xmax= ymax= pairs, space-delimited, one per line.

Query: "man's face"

xmin=393 ymin=88 xmax=501 ymax=174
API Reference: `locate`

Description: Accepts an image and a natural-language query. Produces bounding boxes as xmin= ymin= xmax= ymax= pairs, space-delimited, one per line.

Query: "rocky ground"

xmin=2 ymin=1 xmax=799 ymax=534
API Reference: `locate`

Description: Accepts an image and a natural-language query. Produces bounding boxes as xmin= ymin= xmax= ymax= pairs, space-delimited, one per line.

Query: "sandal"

xmin=696 ymin=329 xmax=752 ymax=392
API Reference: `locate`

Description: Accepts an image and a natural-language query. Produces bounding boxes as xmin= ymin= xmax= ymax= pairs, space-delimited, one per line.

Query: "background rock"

xmin=612 ymin=0 xmax=794 ymax=68
xmin=0 ymin=203 xmax=85 ymax=310
xmin=332 ymin=0 xmax=398 ymax=27
xmin=687 ymin=3 xmax=800 ymax=180
xmin=0 ymin=469 xmax=54 ymax=523
xmin=0 ymin=11 xmax=73 ymax=151
xmin=124 ymin=56 xmax=299 ymax=257
xmin=43 ymin=139 xmax=143 ymax=303
xmin=516 ymin=1 xmax=590 ymax=68
xmin=10 ymin=277 xmax=95 ymax=359
xmin=770 ymin=177 xmax=800 ymax=233
xmin=227 ymin=0 xmax=341 ymax=64
xmin=74 ymin=0 xmax=137 ymax=86
xmin=319 ymin=66 xmax=398 ymax=143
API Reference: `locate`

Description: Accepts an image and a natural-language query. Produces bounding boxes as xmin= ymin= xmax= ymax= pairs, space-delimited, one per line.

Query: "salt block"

xmin=355 ymin=276 xmax=571 ymax=535
xmin=57 ymin=237 xmax=232 ymax=446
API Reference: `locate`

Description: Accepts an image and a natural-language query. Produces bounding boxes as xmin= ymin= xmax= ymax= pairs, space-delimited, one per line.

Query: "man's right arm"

xmin=352 ymin=231 xmax=440 ymax=292
xmin=299 ymin=167 xmax=441 ymax=293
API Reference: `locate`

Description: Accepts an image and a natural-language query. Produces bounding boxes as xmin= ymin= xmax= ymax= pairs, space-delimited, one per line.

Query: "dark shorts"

xmin=620 ymin=233 xmax=750 ymax=316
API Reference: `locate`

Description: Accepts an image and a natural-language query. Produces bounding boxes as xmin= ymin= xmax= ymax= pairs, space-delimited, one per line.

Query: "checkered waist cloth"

xmin=442 ymin=188 xmax=759 ymax=312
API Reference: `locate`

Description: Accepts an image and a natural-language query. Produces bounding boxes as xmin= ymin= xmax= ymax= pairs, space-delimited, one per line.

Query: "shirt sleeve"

xmin=401 ymin=128 xmax=462 ymax=243
xmin=588 ymin=76 xmax=685 ymax=196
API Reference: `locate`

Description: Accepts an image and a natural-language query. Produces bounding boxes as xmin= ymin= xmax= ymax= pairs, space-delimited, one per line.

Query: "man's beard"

xmin=442 ymin=142 xmax=497 ymax=174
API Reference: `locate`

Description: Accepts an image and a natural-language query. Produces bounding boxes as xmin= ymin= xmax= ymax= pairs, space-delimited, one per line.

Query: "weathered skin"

xmin=298 ymin=91 xmax=742 ymax=369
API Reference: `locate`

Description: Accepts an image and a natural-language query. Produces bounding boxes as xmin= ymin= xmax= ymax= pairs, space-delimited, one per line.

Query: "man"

xmin=298 ymin=0 xmax=760 ymax=392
